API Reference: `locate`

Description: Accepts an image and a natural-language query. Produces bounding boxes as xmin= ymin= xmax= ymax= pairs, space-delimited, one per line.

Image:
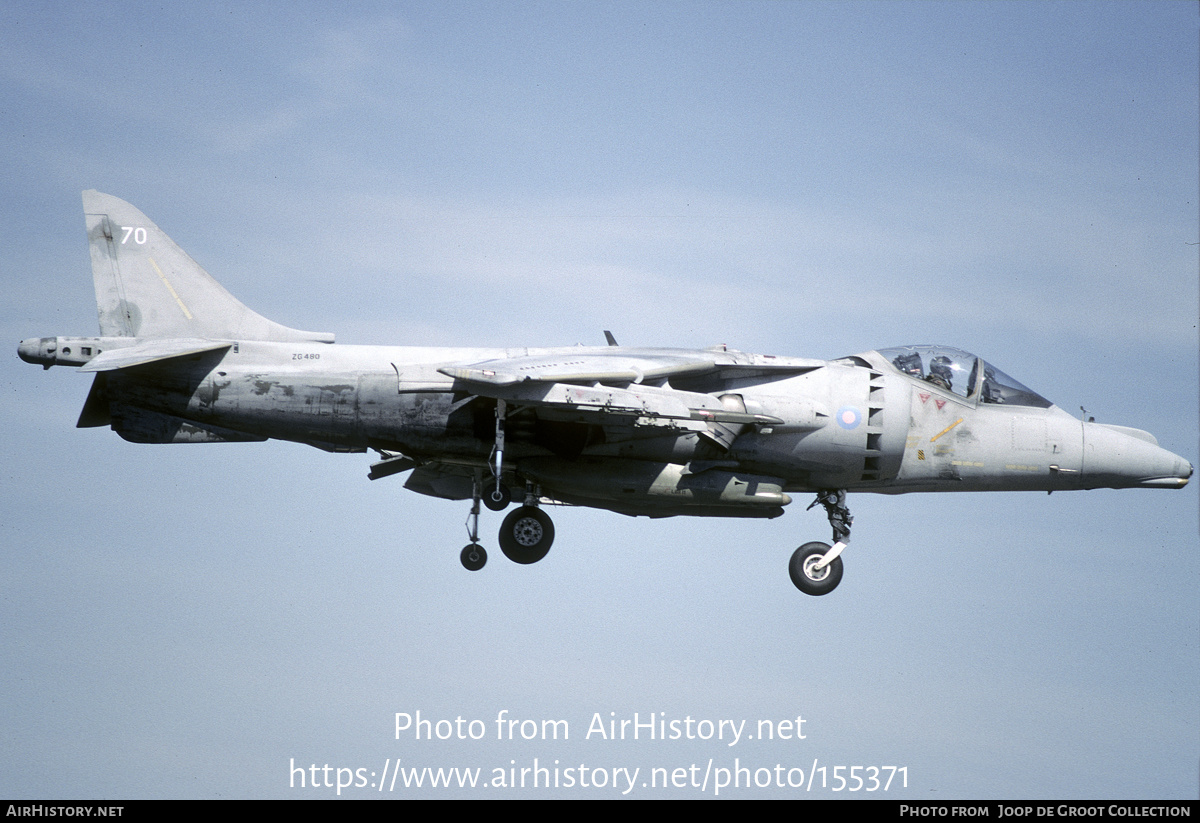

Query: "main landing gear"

xmin=459 ymin=473 xmax=556 ymax=571
xmin=460 ymin=398 xmax=555 ymax=571
xmin=789 ymin=489 xmax=853 ymax=596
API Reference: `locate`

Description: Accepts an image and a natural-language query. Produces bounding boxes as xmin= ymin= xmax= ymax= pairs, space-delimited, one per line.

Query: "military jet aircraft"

xmin=18 ymin=191 xmax=1194 ymax=595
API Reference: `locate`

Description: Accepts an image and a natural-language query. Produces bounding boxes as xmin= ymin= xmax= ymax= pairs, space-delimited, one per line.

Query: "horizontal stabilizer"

xmin=79 ymin=338 xmax=232 ymax=372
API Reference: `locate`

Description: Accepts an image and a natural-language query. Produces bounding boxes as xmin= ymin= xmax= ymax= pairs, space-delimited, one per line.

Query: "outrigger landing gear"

xmin=460 ymin=471 xmax=488 ymax=571
xmin=790 ymin=489 xmax=853 ymax=596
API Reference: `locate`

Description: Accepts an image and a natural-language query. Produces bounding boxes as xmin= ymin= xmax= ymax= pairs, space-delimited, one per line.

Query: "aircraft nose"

xmin=1147 ymin=457 xmax=1194 ymax=489
xmin=1083 ymin=422 xmax=1192 ymax=490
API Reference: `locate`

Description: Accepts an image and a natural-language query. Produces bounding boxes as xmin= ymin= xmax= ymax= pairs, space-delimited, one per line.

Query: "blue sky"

xmin=2 ymin=1 xmax=1197 ymax=799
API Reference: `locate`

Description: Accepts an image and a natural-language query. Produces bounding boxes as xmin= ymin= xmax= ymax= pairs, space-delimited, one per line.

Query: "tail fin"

xmin=83 ymin=190 xmax=334 ymax=343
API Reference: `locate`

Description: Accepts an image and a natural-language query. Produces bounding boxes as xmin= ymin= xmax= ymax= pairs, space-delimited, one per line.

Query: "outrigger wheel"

xmin=460 ymin=543 xmax=487 ymax=571
xmin=498 ymin=506 xmax=555 ymax=564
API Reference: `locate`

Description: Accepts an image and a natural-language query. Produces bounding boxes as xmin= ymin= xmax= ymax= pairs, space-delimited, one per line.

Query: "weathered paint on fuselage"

xmin=32 ymin=332 xmax=1188 ymax=511
xmin=112 ymin=341 xmax=520 ymax=456
xmin=87 ymin=339 xmax=1173 ymax=498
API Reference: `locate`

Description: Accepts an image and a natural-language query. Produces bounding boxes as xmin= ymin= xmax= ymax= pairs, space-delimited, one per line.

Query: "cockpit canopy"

xmin=875 ymin=345 xmax=1052 ymax=408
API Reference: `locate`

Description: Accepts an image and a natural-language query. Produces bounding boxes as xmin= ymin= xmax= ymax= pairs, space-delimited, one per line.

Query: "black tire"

xmin=482 ymin=483 xmax=512 ymax=511
xmin=499 ymin=506 xmax=554 ymax=564
xmin=460 ymin=543 xmax=487 ymax=571
xmin=788 ymin=541 xmax=843 ymax=596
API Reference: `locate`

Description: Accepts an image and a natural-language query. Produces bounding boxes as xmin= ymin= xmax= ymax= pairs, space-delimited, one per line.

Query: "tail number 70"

xmin=121 ymin=226 xmax=147 ymax=244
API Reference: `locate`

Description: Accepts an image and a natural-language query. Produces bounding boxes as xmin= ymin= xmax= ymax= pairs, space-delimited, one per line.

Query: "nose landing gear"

xmin=790 ymin=489 xmax=853 ymax=596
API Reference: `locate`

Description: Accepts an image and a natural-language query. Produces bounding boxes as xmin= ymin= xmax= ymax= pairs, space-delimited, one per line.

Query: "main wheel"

xmin=499 ymin=506 xmax=555 ymax=564
xmin=460 ymin=543 xmax=487 ymax=571
xmin=483 ymin=483 xmax=512 ymax=511
xmin=789 ymin=541 xmax=843 ymax=596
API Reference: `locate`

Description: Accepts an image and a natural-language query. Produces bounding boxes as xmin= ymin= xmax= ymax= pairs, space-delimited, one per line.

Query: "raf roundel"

xmin=836 ymin=406 xmax=862 ymax=430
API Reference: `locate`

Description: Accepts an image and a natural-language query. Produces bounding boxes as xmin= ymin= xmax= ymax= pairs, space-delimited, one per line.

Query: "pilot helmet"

xmin=929 ymin=355 xmax=954 ymax=389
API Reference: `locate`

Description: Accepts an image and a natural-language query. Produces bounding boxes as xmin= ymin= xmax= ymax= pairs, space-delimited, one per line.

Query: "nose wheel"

xmin=789 ymin=542 xmax=843 ymax=595
xmin=790 ymin=489 xmax=853 ymax=595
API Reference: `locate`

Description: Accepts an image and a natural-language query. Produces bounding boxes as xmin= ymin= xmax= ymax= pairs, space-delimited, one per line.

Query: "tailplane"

xmin=83 ymin=190 xmax=334 ymax=342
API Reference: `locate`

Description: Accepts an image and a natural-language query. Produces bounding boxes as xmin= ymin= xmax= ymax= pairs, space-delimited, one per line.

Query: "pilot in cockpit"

xmin=892 ymin=352 xmax=923 ymax=379
xmin=882 ymin=346 xmax=1053 ymax=408
xmin=927 ymin=355 xmax=954 ymax=392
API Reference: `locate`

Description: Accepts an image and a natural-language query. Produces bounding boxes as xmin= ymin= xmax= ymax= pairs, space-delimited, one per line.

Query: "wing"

xmin=438 ymin=351 xmax=717 ymax=387
xmin=376 ymin=348 xmax=824 ymax=512
xmin=79 ymin=338 xmax=232 ymax=372
xmin=437 ymin=348 xmax=821 ymax=429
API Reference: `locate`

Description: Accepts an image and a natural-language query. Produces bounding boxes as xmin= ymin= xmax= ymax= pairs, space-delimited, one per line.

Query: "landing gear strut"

xmin=790 ymin=489 xmax=853 ymax=596
xmin=484 ymin=400 xmax=512 ymax=511
xmin=460 ymin=471 xmax=488 ymax=571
